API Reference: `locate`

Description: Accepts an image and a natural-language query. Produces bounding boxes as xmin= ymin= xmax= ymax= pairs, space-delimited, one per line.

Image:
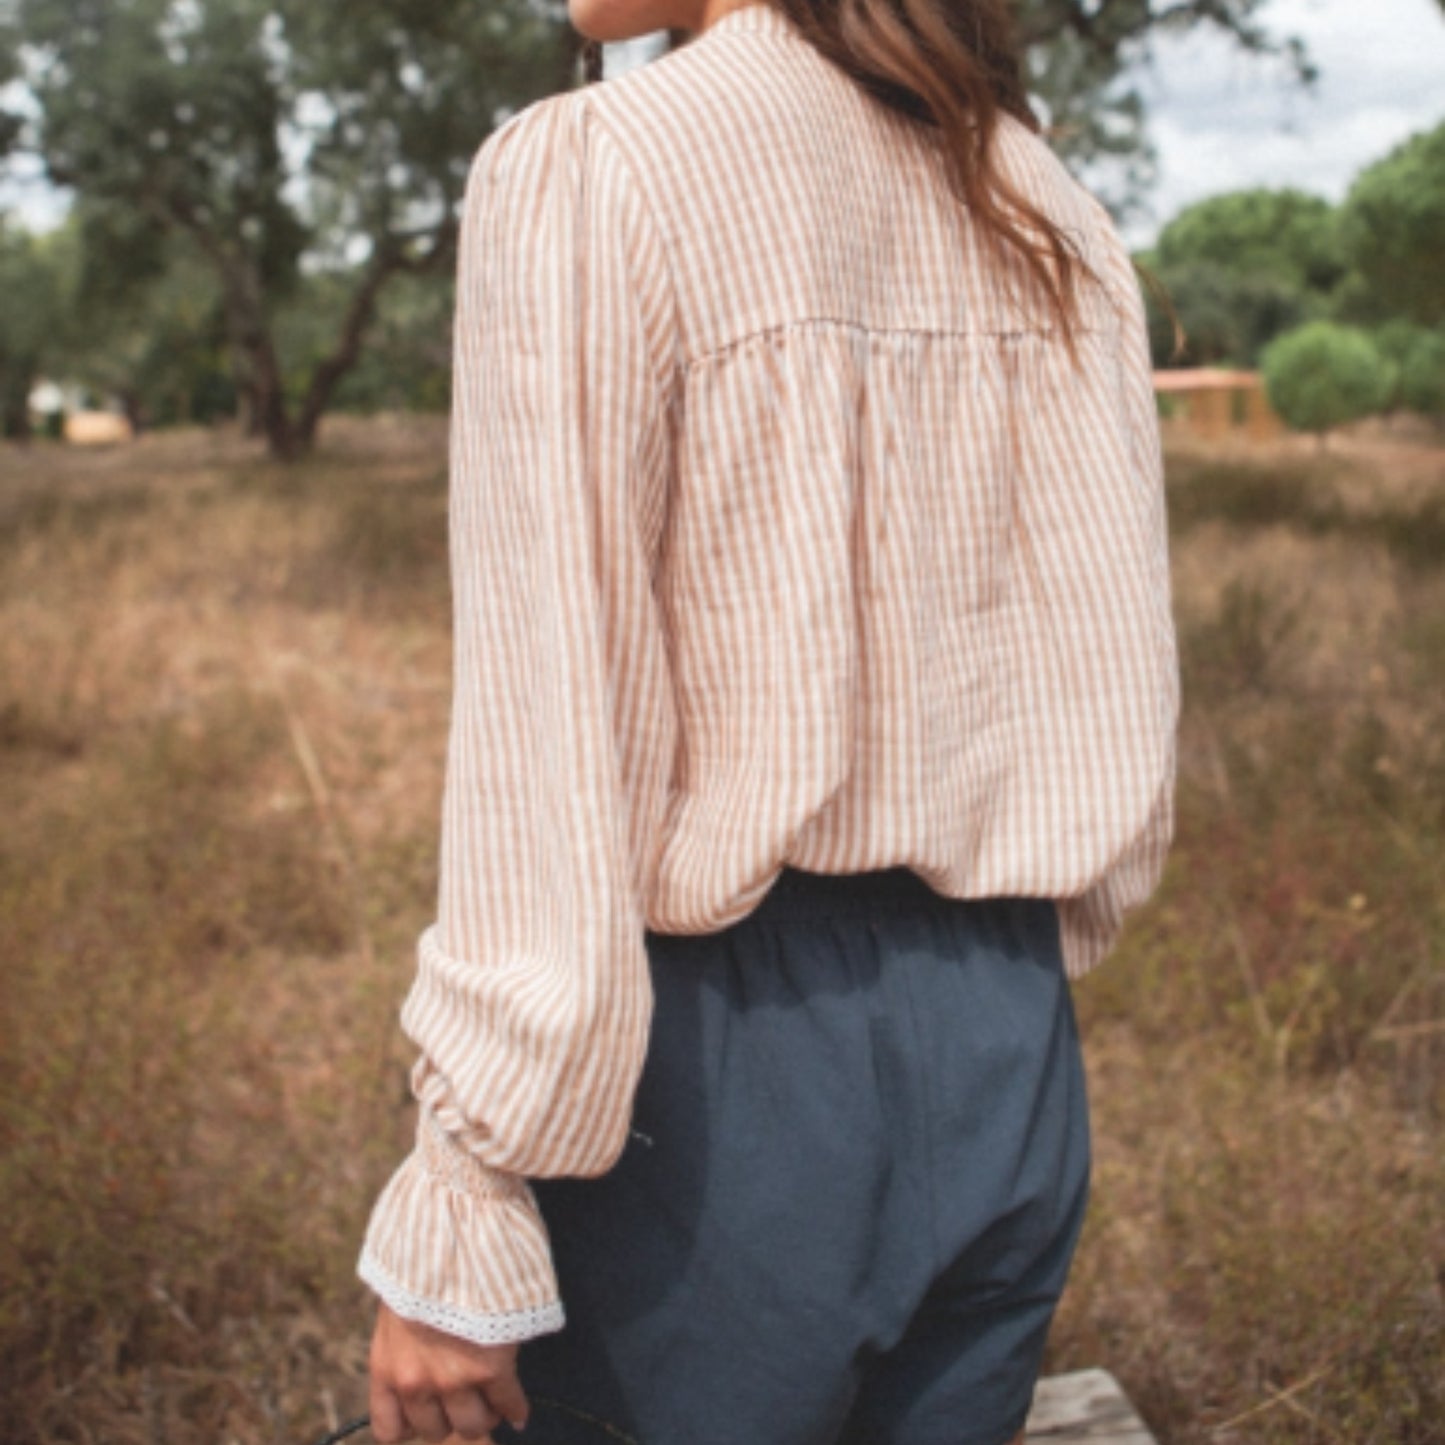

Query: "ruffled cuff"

xmin=357 ymin=1110 xmax=567 ymax=1345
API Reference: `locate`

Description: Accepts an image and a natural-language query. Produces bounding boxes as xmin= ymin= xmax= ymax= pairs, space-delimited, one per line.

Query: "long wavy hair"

xmin=578 ymin=0 xmax=1144 ymax=368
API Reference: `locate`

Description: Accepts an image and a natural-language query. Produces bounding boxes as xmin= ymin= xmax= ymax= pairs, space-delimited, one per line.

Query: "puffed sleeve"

xmin=357 ymin=90 xmax=681 ymax=1345
xmin=1054 ymin=206 xmax=1180 ymax=981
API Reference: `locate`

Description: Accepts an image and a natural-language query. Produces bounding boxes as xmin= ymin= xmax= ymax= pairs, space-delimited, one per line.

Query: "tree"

xmin=1154 ymin=189 xmax=1345 ymax=296
xmin=331 ymin=268 xmax=454 ymax=415
xmin=1146 ymin=259 xmax=1311 ymax=369
xmin=3 ymin=0 xmax=1313 ymax=456
xmin=1398 ymin=333 xmax=1445 ymax=426
xmin=20 ymin=197 xmax=235 ymax=432
xmin=0 ymin=219 xmax=64 ymax=440
xmin=1373 ymin=321 xmax=1445 ymax=426
xmin=5 ymin=0 xmax=584 ymax=459
xmin=1145 ymin=191 xmax=1344 ymax=367
xmin=0 ymin=3 xmax=22 ymax=160
xmin=1338 ymin=121 xmax=1445 ymax=328
xmin=1010 ymin=0 xmax=1315 ymax=220
xmin=1261 ymin=322 xmax=1391 ymax=445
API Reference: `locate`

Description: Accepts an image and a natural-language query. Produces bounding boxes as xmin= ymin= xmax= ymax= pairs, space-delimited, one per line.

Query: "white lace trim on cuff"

xmin=358 ymin=1249 xmax=566 ymax=1345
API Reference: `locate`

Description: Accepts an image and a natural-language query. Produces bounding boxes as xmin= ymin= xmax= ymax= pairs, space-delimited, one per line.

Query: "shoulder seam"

xmin=580 ymin=93 xmax=687 ymax=391
xmin=471 ymin=88 xmax=577 ymax=182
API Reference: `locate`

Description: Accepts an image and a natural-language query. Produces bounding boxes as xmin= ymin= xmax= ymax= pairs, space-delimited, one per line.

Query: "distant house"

xmin=26 ymin=378 xmax=134 ymax=445
xmin=1153 ymin=368 xmax=1284 ymax=443
xmin=63 ymin=410 xmax=135 ymax=446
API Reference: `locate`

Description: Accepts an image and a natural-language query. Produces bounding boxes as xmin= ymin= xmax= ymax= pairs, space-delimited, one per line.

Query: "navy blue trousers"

xmin=498 ymin=865 xmax=1091 ymax=1445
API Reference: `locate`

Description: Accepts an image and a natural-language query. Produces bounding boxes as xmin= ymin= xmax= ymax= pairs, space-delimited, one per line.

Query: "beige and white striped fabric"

xmin=358 ymin=0 xmax=1180 ymax=1346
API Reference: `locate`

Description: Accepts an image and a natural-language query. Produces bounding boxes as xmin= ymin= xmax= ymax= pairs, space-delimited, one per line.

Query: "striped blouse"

xmin=358 ymin=0 xmax=1180 ymax=1347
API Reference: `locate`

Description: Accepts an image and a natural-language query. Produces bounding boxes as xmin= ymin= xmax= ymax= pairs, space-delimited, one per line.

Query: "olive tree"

xmin=4 ymin=0 xmax=581 ymax=459
xmin=2 ymin=0 xmax=1314 ymax=456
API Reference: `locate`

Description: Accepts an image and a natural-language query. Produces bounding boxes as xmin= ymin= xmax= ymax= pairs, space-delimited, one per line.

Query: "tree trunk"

xmin=293 ymin=250 xmax=400 ymax=454
xmin=256 ymin=364 xmax=303 ymax=461
xmin=2 ymin=396 xmax=33 ymax=443
xmin=2 ymin=362 xmax=37 ymax=442
xmin=211 ymin=226 xmax=444 ymax=462
xmin=211 ymin=253 xmax=303 ymax=459
xmin=119 ymin=386 xmax=145 ymax=435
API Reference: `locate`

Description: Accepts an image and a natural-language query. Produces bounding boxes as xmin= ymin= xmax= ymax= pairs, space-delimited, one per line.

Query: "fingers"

xmin=401 ymin=1391 xmax=452 ymax=1444
xmin=371 ymin=1380 xmax=502 ymax=1444
xmin=482 ymin=1368 xmax=532 ymax=1434
xmin=443 ymin=1387 xmax=504 ymax=1440
xmin=369 ymin=1380 xmax=412 ymax=1444
xmin=368 ymin=1301 xmax=531 ymax=1443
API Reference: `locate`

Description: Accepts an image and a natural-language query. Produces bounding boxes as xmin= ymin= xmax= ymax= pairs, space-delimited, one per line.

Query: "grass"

xmin=1 ymin=416 xmax=1442 ymax=1444
xmin=1164 ymin=454 xmax=1445 ymax=577
xmin=1054 ymin=444 xmax=1445 ymax=1443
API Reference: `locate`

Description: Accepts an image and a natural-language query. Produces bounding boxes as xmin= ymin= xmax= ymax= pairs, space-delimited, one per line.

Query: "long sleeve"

xmin=1054 ymin=208 xmax=1181 ymax=981
xmin=357 ymin=90 xmax=680 ymax=1345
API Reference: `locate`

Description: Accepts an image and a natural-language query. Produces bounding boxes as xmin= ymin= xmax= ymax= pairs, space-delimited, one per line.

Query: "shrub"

xmin=1261 ymin=321 xmax=1392 ymax=441
xmin=1399 ymin=330 xmax=1445 ymax=423
xmin=1373 ymin=321 xmax=1445 ymax=422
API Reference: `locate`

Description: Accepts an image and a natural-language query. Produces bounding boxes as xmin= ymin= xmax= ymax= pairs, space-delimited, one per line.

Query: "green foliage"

xmin=295 ymin=269 xmax=453 ymax=417
xmin=3 ymin=0 xmax=1323 ymax=443
xmin=0 ymin=6 xmax=21 ymax=158
xmin=1146 ymin=189 xmax=1346 ymax=368
xmin=0 ymin=220 xmax=65 ymax=437
xmin=52 ymin=201 xmax=237 ymax=428
xmin=1370 ymin=321 xmax=1445 ymax=421
xmin=1147 ymin=259 xmax=1311 ymax=367
xmin=1398 ymin=330 xmax=1445 ymax=421
xmin=1155 ymin=187 xmax=1346 ymax=294
xmin=1015 ymin=0 xmax=1315 ymax=220
xmin=6 ymin=0 xmax=580 ymax=456
xmin=1148 ymin=129 xmax=1445 ymax=362
xmin=1261 ymin=321 xmax=1392 ymax=437
xmin=1340 ymin=120 xmax=1445 ymax=326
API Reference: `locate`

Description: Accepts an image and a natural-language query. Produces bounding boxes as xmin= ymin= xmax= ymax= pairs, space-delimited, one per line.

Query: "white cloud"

xmin=1122 ymin=0 xmax=1445 ymax=246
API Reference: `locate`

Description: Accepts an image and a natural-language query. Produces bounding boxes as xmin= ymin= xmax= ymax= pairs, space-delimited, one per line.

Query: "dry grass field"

xmin=2 ymin=414 xmax=1442 ymax=1444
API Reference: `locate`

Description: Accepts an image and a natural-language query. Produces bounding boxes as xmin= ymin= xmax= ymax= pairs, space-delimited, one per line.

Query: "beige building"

xmin=1153 ymin=367 xmax=1284 ymax=443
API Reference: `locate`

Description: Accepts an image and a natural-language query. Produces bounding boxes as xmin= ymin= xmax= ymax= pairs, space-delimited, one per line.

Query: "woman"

xmin=359 ymin=1 xmax=1180 ymax=1442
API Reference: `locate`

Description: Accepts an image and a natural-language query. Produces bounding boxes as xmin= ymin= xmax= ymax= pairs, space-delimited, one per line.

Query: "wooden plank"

xmin=1024 ymin=1369 xmax=1157 ymax=1443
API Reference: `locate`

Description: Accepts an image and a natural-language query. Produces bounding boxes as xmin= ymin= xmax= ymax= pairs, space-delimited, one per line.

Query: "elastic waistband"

xmin=742 ymin=864 xmax=998 ymax=925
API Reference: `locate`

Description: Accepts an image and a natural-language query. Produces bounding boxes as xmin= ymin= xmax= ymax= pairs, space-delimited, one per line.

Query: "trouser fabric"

xmin=495 ymin=864 xmax=1092 ymax=1445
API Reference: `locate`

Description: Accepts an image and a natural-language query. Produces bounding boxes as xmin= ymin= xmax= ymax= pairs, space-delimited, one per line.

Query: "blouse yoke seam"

xmin=578 ymin=84 xmax=1118 ymax=381
xmin=684 ymin=311 xmax=1112 ymax=372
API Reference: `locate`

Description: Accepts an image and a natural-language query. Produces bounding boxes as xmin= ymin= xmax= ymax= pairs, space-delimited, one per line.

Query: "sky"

xmin=1118 ymin=0 xmax=1445 ymax=245
xmin=2 ymin=0 xmax=1442 ymax=246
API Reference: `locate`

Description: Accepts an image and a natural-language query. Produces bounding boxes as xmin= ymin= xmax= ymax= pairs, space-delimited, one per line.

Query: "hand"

xmin=368 ymin=1300 xmax=532 ymax=1442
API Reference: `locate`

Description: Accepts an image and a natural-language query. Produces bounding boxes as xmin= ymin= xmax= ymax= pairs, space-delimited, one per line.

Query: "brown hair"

xmin=580 ymin=0 xmax=1119 ymax=367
